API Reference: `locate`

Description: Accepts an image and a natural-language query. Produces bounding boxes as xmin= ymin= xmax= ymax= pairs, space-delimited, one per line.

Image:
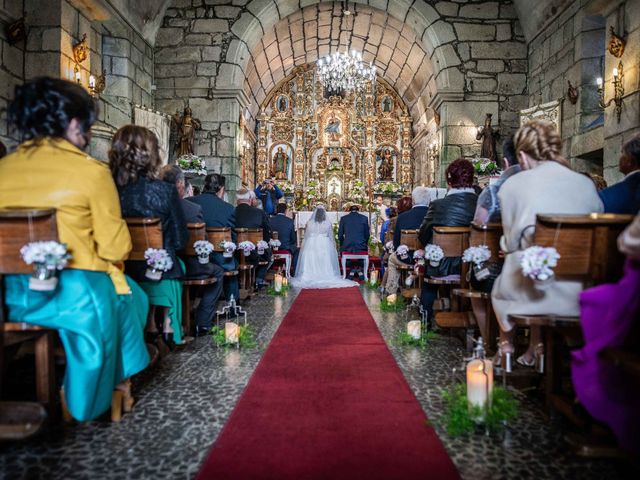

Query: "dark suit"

xmin=393 ymin=205 xmax=429 ymax=249
xmin=599 ymin=171 xmax=640 ymax=215
xmin=235 ymin=203 xmax=272 ymax=284
xmin=269 ymin=213 xmax=299 ymax=271
xmin=338 ymin=211 xmax=370 ymax=252
xmin=189 ymin=192 xmax=239 ymax=301
xmin=179 ymin=198 xmax=223 ymax=331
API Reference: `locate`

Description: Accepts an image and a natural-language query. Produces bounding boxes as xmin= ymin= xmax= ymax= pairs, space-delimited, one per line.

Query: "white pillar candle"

xmin=466 ymin=358 xmax=494 ymax=409
xmin=370 ymin=270 xmax=379 ymax=284
xmin=386 ymin=293 xmax=396 ymax=305
xmin=274 ymin=273 xmax=283 ymax=292
xmin=407 ymin=320 xmax=421 ymax=340
xmin=225 ymin=322 xmax=239 ymax=344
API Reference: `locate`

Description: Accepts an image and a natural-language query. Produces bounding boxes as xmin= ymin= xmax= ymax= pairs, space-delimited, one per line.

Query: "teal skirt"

xmin=4 ymin=270 xmax=149 ymax=421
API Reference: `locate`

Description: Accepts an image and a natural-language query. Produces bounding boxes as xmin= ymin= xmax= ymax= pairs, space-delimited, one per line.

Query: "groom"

xmin=338 ymin=204 xmax=370 ymax=279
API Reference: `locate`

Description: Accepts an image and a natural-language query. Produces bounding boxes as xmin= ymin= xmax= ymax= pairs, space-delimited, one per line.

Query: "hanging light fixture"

xmin=317 ymin=49 xmax=376 ymax=94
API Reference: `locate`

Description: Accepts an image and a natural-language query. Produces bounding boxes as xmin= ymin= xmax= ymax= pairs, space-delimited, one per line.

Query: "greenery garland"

xmin=439 ymin=384 xmax=519 ymax=436
xmin=395 ymin=329 xmax=437 ymax=349
xmin=266 ymin=284 xmax=290 ymax=296
xmin=379 ymin=296 xmax=406 ymax=312
xmin=210 ymin=324 xmax=256 ymax=349
xmin=365 ymin=280 xmax=380 ymax=290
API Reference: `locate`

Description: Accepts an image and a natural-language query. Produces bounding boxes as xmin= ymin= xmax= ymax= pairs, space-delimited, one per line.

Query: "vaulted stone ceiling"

xmin=243 ymin=2 xmax=437 ymax=126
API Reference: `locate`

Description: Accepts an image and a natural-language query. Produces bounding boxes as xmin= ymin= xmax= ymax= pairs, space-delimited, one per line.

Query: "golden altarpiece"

xmin=255 ymin=66 xmax=413 ymax=210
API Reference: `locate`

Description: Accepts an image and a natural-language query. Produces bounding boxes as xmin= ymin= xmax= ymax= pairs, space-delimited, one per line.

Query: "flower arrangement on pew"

xmin=194 ymin=240 xmax=214 ymax=264
xmin=177 ymin=153 xmax=207 ymax=176
xmin=144 ymin=248 xmax=173 ymax=281
xmin=268 ymin=238 xmax=281 ymax=250
xmin=256 ymin=240 xmax=269 ymax=255
xmin=395 ymin=244 xmax=410 ymax=260
xmin=424 ymin=244 xmax=444 ymax=267
xmin=220 ymin=240 xmax=236 ymax=258
xmin=384 ymin=240 xmax=395 ymax=254
xmin=238 ymin=241 xmax=256 ymax=256
xmin=413 ymin=249 xmax=426 ymax=265
xmin=519 ymin=246 xmax=560 ymax=288
xmin=20 ymin=241 xmax=71 ymax=291
xmin=462 ymin=245 xmax=492 ymax=280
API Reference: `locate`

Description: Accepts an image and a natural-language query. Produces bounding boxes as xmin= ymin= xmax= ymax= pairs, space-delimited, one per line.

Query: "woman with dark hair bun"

xmin=418 ymin=158 xmax=478 ymax=322
xmin=109 ymin=125 xmax=188 ymax=348
xmin=0 ymin=77 xmax=149 ymax=421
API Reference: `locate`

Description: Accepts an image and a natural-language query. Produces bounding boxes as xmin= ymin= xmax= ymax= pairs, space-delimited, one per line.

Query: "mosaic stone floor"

xmin=0 ymin=287 xmax=634 ymax=480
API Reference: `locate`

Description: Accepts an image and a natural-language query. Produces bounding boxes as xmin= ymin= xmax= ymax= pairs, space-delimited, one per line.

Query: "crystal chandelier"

xmin=317 ymin=49 xmax=376 ymax=94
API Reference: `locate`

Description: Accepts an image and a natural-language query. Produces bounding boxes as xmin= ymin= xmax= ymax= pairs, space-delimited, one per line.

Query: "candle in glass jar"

xmin=386 ymin=293 xmax=397 ymax=305
xmin=466 ymin=358 xmax=494 ymax=410
xmin=407 ymin=320 xmax=421 ymax=340
xmin=370 ymin=269 xmax=379 ymax=284
xmin=225 ymin=322 xmax=239 ymax=344
xmin=274 ymin=273 xmax=283 ymax=292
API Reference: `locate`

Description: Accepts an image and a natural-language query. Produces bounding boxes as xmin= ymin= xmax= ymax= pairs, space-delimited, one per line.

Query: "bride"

xmin=291 ymin=204 xmax=358 ymax=289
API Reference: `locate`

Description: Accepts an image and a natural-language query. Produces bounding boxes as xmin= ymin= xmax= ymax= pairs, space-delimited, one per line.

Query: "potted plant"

xmin=462 ymin=245 xmax=492 ymax=280
xmin=268 ymin=238 xmax=281 ymax=250
xmin=144 ymin=248 xmax=174 ymax=280
xmin=238 ymin=240 xmax=256 ymax=257
xmin=20 ymin=241 xmax=71 ymax=291
xmin=177 ymin=153 xmax=207 ymax=176
xmin=424 ymin=244 xmax=444 ymax=267
xmin=256 ymin=240 xmax=269 ymax=255
xmin=395 ymin=244 xmax=410 ymax=260
xmin=413 ymin=249 xmax=426 ymax=265
xmin=520 ymin=246 xmax=560 ymax=289
xmin=220 ymin=240 xmax=237 ymax=258
xmin=193 ymin=240 xmax=214 ymax=264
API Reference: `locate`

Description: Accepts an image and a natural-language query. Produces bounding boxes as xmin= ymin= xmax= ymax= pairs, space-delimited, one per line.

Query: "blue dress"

xmin=4 ymin=270 xmax=149 ymax=421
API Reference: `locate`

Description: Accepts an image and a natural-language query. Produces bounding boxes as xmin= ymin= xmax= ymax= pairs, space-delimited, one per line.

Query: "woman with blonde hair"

xmin=491 ymin=120 xmax=603 ymax=368
xmin=109 ymin=125 xmax=188 ymax=348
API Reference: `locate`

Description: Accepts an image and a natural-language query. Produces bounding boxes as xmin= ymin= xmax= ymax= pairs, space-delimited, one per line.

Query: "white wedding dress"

xmin=291 ymin=206 xmax=358 ymax=289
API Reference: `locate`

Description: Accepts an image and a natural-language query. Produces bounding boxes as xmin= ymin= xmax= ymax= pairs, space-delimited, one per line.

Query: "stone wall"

xmin=526 ymin=0 xmax=640 ymax=184
xmin=0 ymin=0 xmax=24 ymax=148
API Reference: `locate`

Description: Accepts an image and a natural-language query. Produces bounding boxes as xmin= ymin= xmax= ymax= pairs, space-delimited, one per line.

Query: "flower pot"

xmin=533 ymin=274 xmax=554 ymax=290
xmin=429 ymin=260 xmax=441 ymax=267
xmin=243 ymin=250 xmax=251 ymax=257
xmin=145 ymin=268 xmax=162 ymax=281
xmin=399 ymin=252 xmax=408 ymax=260
xmin=257 ymin=247 xmax=265 ymax=255
xmin=29 ymin=264 xmax=58 ymax=291
xmin=198 ymin=254 xmax=210 ymax=264
xmin=473 ymin=264 xmax=491 ymax=281
xmin=223 ymin=251 xmax=234 ymax=258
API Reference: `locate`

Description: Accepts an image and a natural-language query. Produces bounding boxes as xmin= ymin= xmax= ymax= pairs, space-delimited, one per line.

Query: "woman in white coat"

xmin=491 ymin=120 xmax=603 ymax=367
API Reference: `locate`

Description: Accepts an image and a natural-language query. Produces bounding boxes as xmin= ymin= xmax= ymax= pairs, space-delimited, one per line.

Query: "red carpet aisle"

xmin=198 ymin=287 xmax=459 ymax=479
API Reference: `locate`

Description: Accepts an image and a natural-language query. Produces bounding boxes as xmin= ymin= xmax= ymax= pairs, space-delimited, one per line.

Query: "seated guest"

xmin=0 ymin=77 xmax=148 ymax=421
xmin=109 ymin=125 xmax=188 ymax=348
xmin=338 ymin=203 xmax=370 ymax=279
xmin=189 ymin=173 xmax=239 ymax=301
xmin=269 ymin=202 xmax=299 ymax=272
xmin=235 ymin=188 xmax=272 ymax=287
xmin=254 ymin=178 xmax=283 ymax=215
xmin=384 ymin=187 xmax=431 ymax=294
xmin=419 ymin=159 xmax=478 ymax=321
xmin=492 ymin=120 xmax=603 ymax=367
xmin=582 ymin=172 xmax=608 ymax=192
xmin=380 ymin=197 xmax=412 ymax=288
xmin=161 ymin=165 xmax=224 ymax=336
xmin=471 ymin=137 xmax=520 ymax=342
xmin=380 ymin=207 xmax=397 ymax=244
xmin=599 ymin=134 xmax=640 ymax=214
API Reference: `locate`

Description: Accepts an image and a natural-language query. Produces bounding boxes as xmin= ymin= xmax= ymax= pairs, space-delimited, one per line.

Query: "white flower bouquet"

xmin=279 ymin=181 xmax=295 ymax=194
xmin=269 ymin=238 xmax=281 ymax=249
xmin=385 ymin=241 xmax=395 ymax=253
xmin=220 ymin=240 xmax=237 ymax=258
xmin=257 ymin=240 xmax=269 ymax=254
xmin=144 ymin=248 xmax=174 ymax=280
xmin=177 ymin=153 xmax=207 ymax=176
xmin=462 ymin=245 xmax=491 ymax=267
xmin=520 ymin=246 xmax=560 ymax=287
xmin=20 ymin=241 xmax=71 ymax=291
xmin=238 ymin=240 xmax=256 ymax=256
xmin=413 ymin=249 xmax=426 ymax=265
xmin=424 ymin=244 xmax=445 ymax=267
xmin=396 ymin=244 xmax=410 ymax=260
xmin=194 ymin=240 xmax=214 ymax=264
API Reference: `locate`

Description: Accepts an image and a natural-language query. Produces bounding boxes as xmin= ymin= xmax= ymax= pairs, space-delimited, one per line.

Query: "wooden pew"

xmin=398 ymin=229 xmax=422 ymax=299
xmin=179 ymin=222 xmax=218 ymax=337
xmin=452 ymin=222 xmax=503 ymax=351
xmin=507 ymin=213 xmax=632 ymax=456
xmin=0 ymin=208 xmax=59 ymax=437
xmin=206 ymin=227 xmax=239 ymax=299
xmin=429 ymin=226 xmax=470 ymax=330
xmin=235 ymin=228 xmax=262 ymax=298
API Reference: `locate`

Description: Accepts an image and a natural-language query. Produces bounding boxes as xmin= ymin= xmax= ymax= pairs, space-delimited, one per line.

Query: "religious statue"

xmin=172 ymin=106 xmax=202 ymax=157
xmin=381 ymin=96 xmax=392 ymax=113
xmin=277 ymin=96 xmax=288 ymax=112
xmin=325 ymin=114 xmax=341 ymax=143
xmin=272 ymin=146 xmax=289 ymax=180
xmin=475 ymin=113 xmax=499 ymax=163
xmin=377 ymin=149 xmax=394 ymax=181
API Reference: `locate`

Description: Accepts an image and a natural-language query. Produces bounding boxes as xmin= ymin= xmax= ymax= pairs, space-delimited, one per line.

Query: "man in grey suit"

xmin=162 ymin=166 xmax=223 ymax=336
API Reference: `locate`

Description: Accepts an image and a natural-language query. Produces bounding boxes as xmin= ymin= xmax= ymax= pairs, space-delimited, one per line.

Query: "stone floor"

xmin=0 ymin=287 xmax=634 ymax=480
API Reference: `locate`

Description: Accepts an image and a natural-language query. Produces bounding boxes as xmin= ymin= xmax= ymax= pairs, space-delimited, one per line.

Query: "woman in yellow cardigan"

xmin=0 ymin=77 xmax=149 ymax=421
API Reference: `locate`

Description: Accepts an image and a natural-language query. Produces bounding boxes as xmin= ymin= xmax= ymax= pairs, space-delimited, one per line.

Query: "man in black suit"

xmin=338 ymin=204 xmax=370 ymax=279
xmin=599 ymin=134 xmax=640 ymax=215
xmin=385 ymin=186 xmax=431 ymax=294
xmin=188 ymin=173 xmax=239 ymax=302
xmin=235 ymin=188 xmax=272 ymax=287
xmin=162 ymin=166 xmax=224 ymax=336
xmin=269 ymin=202 xmax=299 ymax=273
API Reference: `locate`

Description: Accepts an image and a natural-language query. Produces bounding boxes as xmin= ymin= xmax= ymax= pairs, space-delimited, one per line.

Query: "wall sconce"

xmin=597 ymin=61 xmax=624 ymax=123
xmin=567 ymin=80 xmax=578 ymax=105
xmin=89 ymin=69 xmax=106 ymax=97
xmin=72 ymin=33 xmax=89 ymax=65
